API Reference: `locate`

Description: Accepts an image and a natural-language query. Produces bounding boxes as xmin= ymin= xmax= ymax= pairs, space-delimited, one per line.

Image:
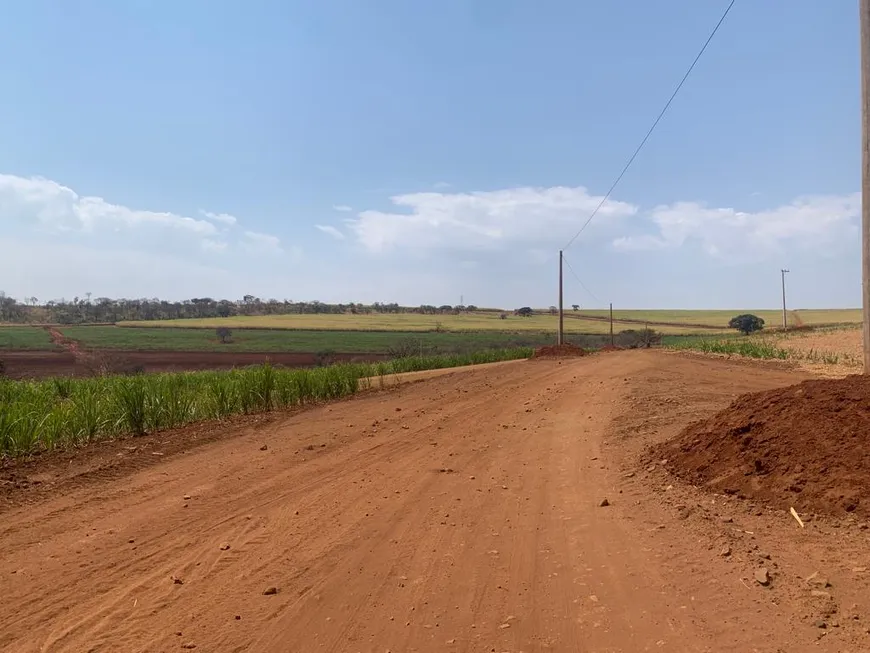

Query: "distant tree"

xmin=549 ymin=306 xmax=558 ymax=315
xmin=216 ymin=326 xmax=233 ymax=344
xmin=499 ymin=312 xmax=508 ymax=320
xmin=515 ymin=307 xmax=533 ymax=318
xmin=572 ymin=304 xmax=580 ymax=311
xmin=466 ymin=304 xmax=478 ymax=312
xmin=728 ymin=314 xmax=765 ymax=335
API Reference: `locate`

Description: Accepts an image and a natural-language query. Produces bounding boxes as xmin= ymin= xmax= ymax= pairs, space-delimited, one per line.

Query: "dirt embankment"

xmin=658 ymin=374 xmax=870 ymax=518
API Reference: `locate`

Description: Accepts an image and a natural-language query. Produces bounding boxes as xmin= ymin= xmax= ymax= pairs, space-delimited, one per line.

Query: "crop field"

xmin=0 ymin=348 xmax=532 ymax=456
xmin=58 ymin=326 xmax=562 ymax=353
xmin=667 ymin=325 xmax=864 ymax=371
xmin=118 ymin=308 xmax=860 ymax=333
xmin=0 ymin=326 xmax=57 ymax=350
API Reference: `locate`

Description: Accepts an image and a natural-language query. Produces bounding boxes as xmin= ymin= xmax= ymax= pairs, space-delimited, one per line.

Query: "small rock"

xmin=806 ymin=572 xmax=831 ymax=588
xmin=181 ymin=643 xmax=197 ymax=650
xmin=446 ymin=638 xmax=456 ymax=644
xmin=263 ymin=586 xmax=279 ymax=595
xmin=757 ymin=552 xmax=771 ymax=560
xmin=260 ymin=444 xmax=268 ymax=451
xmin=625 ymin=471 xmax=635 ymax=478
xmin=853 ymin=567 xmax=867 ymax=573
xmin=754 ymin=568 xmax=771 ymax=586
xmin=720 ymin=516 xmax=733 ymax=524
xmin=598 ymin=498 xmax=610 ymax=507
xmin=219 ymin=544 xmax=231 ymax=551
xmin=646 ymin=464 xmax=656 ymax=473
xmin=468 ymin=475 xmax=476 ymax=480
xmin=171 ymin=576 xmax=184 ymax=585
xmin=720 ymin=545 xmax=732 ymax=557
xmin=183 ymin=495 xmax=191 ymax=501
xmin=499 ymin=623 xmax=511 ymax=629
xmin=811 ymin=590 xmax=831 ymax=598
xmin=235 ymin=615 xmax=241 ymax=620
xmin=501 ymin=485 xmax=508 ymax=490
xmin=814 ymin=620 xmax=827 ymax=629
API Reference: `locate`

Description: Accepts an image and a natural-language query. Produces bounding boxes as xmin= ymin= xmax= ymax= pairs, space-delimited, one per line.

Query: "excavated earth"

xmin=658 ymin=374 xmax=870 ymax=519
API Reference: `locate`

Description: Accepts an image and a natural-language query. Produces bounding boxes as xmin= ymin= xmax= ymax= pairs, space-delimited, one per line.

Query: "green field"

xmin=60 ymin=326 xmax=573 ymax=354
xmin=0 ymin=326 xmax=57 ymax=350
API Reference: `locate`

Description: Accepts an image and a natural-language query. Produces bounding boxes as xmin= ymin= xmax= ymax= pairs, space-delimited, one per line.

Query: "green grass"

xmin=0 ymin=348 xmax=533 ymax=456
xmin=59 ymin=326 xmax=623 ymax=354
xmin=666 ymin=332 xmax=860 ymax=366
xmin=59 ymin=326 xmax=566 ymax=354
xmin=0 ymin=326 xmax=57 ymax=350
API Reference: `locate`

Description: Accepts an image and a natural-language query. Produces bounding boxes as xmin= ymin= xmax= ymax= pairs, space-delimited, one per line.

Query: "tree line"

xmin=0 ymin=292 xmax=485 ymax=325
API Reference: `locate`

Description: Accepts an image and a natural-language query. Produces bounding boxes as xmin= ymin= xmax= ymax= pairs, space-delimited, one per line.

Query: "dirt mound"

xmin=533 ymin=343 xmax=587 ymax=358
xmin=657 ymin=375 xmax=870 ymax=518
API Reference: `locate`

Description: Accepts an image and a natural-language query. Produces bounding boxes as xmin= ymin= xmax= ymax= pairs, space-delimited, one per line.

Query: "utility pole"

xmin=610 ymin=303 xmax=614 ymax=347
xmin=558 ymin=251 xmax=564 ymax=345
xmin=781 ymin=269 xmax=789 ymax=330
xmin=862 ymin=0 xmax=870 ymax=372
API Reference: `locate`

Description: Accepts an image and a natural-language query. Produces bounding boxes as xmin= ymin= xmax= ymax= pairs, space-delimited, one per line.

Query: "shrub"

xmin=216 ymin=326 xmax=233 ymax=343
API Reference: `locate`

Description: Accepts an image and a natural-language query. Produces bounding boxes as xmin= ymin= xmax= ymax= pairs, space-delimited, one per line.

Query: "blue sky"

xmin=0 ymin=0 xmax=861 ymax=309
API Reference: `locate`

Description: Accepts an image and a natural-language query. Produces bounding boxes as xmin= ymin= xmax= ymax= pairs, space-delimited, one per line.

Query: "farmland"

xmin=57 ymin=325 xmax=561 ymax=353
xmin=0 ymin=326 xmax=57 ymax=350
xmin=118 ymin=307 xmax=861 ymax=332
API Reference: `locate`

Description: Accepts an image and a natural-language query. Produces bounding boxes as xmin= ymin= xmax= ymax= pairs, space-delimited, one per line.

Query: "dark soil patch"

xmin=533 ymin=344 xmax=588 ymax=358
xmin=656 ymin=375 xmax=870 ymax=518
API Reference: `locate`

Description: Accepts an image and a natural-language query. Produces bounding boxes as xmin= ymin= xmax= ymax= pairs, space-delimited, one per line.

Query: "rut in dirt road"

xmin=0 ymin=352 xmax=865 ymax=652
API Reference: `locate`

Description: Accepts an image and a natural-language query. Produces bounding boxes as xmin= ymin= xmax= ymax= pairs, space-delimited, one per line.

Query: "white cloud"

xmin=332 ymin=204 xmax=353 ymax=212
xmin=200 ymin=210 xmax=238 ymax=226
xmin=315 ymin=224 xmax=345 ymax=240
xmin=613 ymin=193 xmax=860 ymax=258
xmin=202 ymin=239 xmax=228 ymax=253
xmin=346 ymin=186 xmax=638 ymax=252
xmin=243 ymin=230 xmax=283 ymax=253
xmin=0 ymin=174 xmax=218 ymax=236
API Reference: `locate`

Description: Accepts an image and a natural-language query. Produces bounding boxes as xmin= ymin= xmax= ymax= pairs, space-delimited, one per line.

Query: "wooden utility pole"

xmin=610 ymin=303 xmax=614 ymax=347
xmin=780 ymin=269 xmax=789 ymax=330
xmin=558 ymin=251 xmax=564 ymax=345
xmin=862 ymin=0 xmax=870 ymax=372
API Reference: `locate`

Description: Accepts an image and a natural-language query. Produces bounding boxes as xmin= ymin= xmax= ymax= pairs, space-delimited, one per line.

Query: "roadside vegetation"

xmin=0 ymin=348 xmax=532 ymax=456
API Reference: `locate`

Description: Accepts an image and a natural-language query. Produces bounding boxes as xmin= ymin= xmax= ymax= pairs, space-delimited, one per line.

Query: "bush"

xmin=216 ymin=326 xmax=233 ymax=343
xmin=728 ymin=314 xmax=765 ymax=335
xmin=616 ymin=328 xmax=661 ymax=349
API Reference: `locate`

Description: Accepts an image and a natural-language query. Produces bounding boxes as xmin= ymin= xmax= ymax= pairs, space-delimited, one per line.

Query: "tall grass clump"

xmin=0 ymin=347 xmax=532 ymax=457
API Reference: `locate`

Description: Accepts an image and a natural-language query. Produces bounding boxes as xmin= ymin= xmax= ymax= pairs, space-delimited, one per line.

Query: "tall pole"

xmin=558 ymin=250 xmax=564 ymax=345
xmin=781 ymin=269 xmax=789 ymax=330
xmin=862 ymin=0 xmax=870 ymax=372
xmin=610 ymin=302 xmax=614 ymax=347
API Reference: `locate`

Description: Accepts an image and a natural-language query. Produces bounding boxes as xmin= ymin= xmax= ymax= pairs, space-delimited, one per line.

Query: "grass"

xmin=117 ymin=308 xmax=861 ymax=333
xmin=117 ymin=312 xmax=723 ymax=335
xmin=666 ymin=331 xmax=861 ymax=367
xmin=59 ymin=326 xmax=630 ymax=354
xmin=59 ymin=326 xmax=565 ymax=354
xmin=0 ymin=326 xmax=57 ymax=350
xmin=0 ymin=347 xmax=533 ymax=456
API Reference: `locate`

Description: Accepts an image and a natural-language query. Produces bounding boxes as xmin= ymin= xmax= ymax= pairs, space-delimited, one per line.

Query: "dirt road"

xmin=1 ymin=351 xmax=868 ymax=652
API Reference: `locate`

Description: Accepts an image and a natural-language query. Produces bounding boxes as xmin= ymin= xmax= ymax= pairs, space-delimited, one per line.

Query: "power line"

xmin=563 ymin=0 xmax=736 ymax=251
xmin=562 ymin=253 xmax=602 ymax=305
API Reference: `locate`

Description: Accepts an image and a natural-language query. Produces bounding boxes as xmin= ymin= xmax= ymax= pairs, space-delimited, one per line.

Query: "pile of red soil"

xmin=533 ymin=344 xmax=588 ymax=358
xmin=657 ymin=375 xmax=870 ymax=518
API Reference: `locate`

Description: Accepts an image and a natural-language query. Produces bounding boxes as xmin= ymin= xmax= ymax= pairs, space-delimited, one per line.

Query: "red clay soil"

xmin=657 ymin=374 xmax=870 ymax=518
xmin=532 ymin=343 xmax=587 ymax=358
